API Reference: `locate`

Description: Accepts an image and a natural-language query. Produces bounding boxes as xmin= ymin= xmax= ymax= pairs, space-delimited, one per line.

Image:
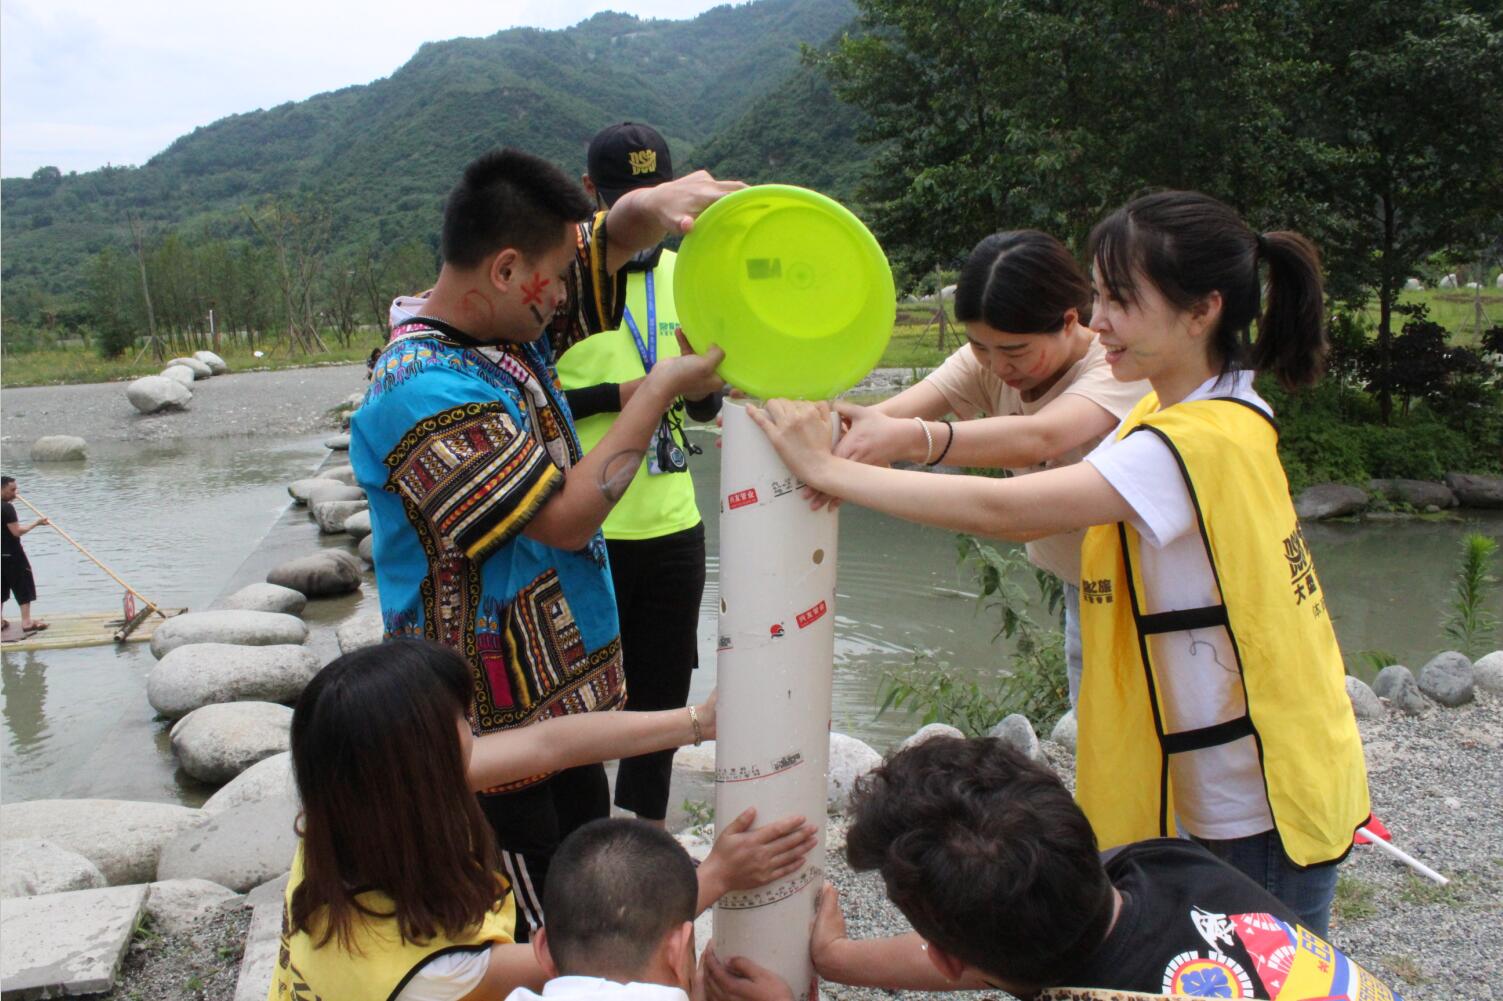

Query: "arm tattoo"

xmin=598 ymin=449 xmax=645 ymax=503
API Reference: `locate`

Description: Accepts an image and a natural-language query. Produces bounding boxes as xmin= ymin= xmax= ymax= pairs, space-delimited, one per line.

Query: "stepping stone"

xmin=0 ymin=884 xmax=147 ymax=996
xmin=157 ymin=796 xmax=298 ymax=892
xmin=0 ymin=799 xmax=205 ymax=885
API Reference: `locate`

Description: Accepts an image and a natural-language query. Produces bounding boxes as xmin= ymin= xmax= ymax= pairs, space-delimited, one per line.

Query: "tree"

xmin=246 ymin=195 xmax=332 ymax=354
xmin=1298 ymin=1 xmax=1503 ymax=423
xmin=819 ymin=0 xmax=1317 ymax=286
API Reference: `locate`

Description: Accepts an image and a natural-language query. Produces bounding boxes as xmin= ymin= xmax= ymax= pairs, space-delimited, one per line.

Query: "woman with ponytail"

xmin=748 ymin=191 xmax=1368 ymax=934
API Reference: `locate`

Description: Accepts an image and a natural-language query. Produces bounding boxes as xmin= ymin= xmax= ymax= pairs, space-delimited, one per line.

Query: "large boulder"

xmin=1444 ymin=472 xmax=1503 ymax=509
xmin=0 ymin=840 xmax=107 ymax=898
xmin=1373 ymin=664 xmax=1430 ymax=716
xmin=897 ymin=723 xmax=964 ymax=752
xmin=202 ymin=752 xmax=296 ymax=816
xmin=1345 ymin=676 xmax=1383 ymax=720
xmin=1474 ymin=651 xmax=1503 ymax=695
xmin=170 ymin=702 xmax=294 ymax=785
xmin=312 ymin=499 xmax=368 ymax=534
xmin=827 ymin=733 xmax=882 ymax=814
xmin=358 ymin=534 xmax=374 ymax=565
xmin=266 ymin=551 xmax=363 ymax=597
xmin=217 ymin=582 xmax=307 ymax=616
xmin=1367 ymin=478 xmax=1457 ymax=509
xmin=287 ymin=478 xmax=325 ymax=506
xmin=150 ymin=610 xmax=308 ymax=659
xmin=343 ymin=509 xmax=372 ymax=540
xmin=167 ymin=356 xmax=214 ymax=379
xmin=317 ymin=465 xmax=359 ymax=486
xmin=304 ymin=481 xmax=364 ymax=507
xmin=126 ymin=375 xmax=192 ymax=414
xmin=157 ymin=796 xmax=299 ymax=892
xmin=989 ymin=713 xmax=1046 ymax=763
xmin=194 ymin=350 xmax=229 ymax=375
xmin=161 ymin=364 xmax=197 ymax=386
xmin=0 ymin=799 xmax=205 ymax=885
xmin=145 ymin=878 xmax=243 ymax=935
xmin=335 ymin=613 xmax=383 ymax=654
xmin=1371 ymin=663 xmax=1414 ymax=700
xmin=30 ymin=435 xmax=87 ymax=462
xmin=1417 ymin=651 xmax=1475 ymax=707
xmin=147 ymin=643 xmax=320 ymax=719
xmin=324 ymin=433 xmax=351 ymax=451
xmin=1294 ymin=483 xmax=1368 ymax=520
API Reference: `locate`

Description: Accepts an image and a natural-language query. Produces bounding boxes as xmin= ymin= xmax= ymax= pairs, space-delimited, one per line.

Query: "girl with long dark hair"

xmin=274 ymin=639 xmax=813 ymax=1001
xmin=829 ymin=231 xmax=1148 ymax=705
xmin=748 ymin=192 xmax=1368 ymax=935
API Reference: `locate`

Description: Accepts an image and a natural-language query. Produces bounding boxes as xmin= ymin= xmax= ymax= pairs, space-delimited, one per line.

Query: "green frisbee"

xmin=674 ymin=184 xmax=895 ymax=400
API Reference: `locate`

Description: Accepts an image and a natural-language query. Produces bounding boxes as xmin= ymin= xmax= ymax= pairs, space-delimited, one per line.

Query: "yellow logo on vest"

xmin=628 ymin=149 xmax=657 ymax=175
xmin=1281 ymin=526 xmax=1325 ymax=617
xmin=1082 ymin=578 xmax=1114 ymax=605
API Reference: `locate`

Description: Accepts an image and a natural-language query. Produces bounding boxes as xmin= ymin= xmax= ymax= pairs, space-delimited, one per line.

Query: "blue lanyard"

xmin=622 ymin=270 xmax=657 ymax=372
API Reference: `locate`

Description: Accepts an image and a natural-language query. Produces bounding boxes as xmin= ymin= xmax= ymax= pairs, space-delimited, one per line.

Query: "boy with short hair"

xmin=509 ymin=819 xmax=702 ymax=1001
xmin=704 ymin=737 xmax=1400 ymax=1001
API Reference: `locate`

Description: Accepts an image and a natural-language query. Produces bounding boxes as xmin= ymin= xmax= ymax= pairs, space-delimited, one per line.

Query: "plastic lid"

xmin=674 ymin=184 xmax=895 ymax=400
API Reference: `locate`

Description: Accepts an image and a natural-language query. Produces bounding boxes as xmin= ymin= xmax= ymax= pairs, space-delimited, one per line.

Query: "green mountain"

xmin=0 ymin=0 xmax=858 ymax=305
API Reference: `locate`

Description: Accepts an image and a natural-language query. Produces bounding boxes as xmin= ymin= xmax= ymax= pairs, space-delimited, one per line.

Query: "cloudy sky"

xmin=0 ymin=0 xmax=725 ymax=178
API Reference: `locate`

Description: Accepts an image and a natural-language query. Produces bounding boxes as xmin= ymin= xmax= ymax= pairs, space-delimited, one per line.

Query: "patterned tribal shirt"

xmin=350 ymin=212 xmax=627 ymax=793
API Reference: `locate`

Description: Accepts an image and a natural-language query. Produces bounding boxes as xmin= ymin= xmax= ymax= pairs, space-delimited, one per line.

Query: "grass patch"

xmin=1331 ymin=874 xmax=1377 ymax=923
xmin=1360 ymin=288 xmax=1503 ymax=346
xmin=1 ymin=337 xmax=378 ymax=388
xmin=1384 ymin=954 xmax=1428 ymax=985
xmin=1397 ymin=871 xmax=1468 ymax=907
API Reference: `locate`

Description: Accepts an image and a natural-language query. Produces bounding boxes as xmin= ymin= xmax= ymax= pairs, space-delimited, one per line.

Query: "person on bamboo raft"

xmin=271 ymin=639 xmax=815 ymax=1001
xmin=748 ymin=191 xmax=1370 ymax=935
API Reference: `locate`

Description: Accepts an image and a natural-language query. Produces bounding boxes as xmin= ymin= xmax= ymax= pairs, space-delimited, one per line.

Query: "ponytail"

xmin=1090 ymin=191 xmax=1328 ymax=390
xmin=1251 ymin=230 xmax=1326 ymax=389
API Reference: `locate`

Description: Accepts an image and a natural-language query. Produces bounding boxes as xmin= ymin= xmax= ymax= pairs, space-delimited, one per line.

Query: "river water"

xmin=2 ymin=428 xmax=1499 ymax=807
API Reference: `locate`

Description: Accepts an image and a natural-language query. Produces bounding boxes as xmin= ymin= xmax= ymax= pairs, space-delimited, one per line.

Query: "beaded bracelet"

xmin=912 ymin=417 xmax=936 ymax=465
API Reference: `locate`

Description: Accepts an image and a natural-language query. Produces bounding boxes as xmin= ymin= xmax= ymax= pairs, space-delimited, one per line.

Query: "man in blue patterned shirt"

xmin=351 ymin=148 xmax=733 ymax=938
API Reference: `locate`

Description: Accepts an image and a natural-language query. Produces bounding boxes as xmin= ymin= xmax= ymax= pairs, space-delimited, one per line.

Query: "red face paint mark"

xmin=521 ymin=273 xmax=551 ymax=307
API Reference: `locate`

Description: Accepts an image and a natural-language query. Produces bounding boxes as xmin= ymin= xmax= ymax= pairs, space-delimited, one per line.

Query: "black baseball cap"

xmin=586 ymin=122 xmax=673 ymax=205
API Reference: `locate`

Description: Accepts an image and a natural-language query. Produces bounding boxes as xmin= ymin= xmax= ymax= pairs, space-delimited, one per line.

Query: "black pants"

xmin=2 ymin=557 xmax=36 ymax=606
xmin=608 ymin=523 xmax=707 ymax=820
xmin=479 ymin=763 xmax=609 ymax=942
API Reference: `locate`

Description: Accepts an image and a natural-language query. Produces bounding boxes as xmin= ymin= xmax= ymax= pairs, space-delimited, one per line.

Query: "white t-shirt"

xmin=924 ymin=336 xmax=1150 ymax=583
xmin=395 ymin=947 xmax=493 ymax=1001
xmin=1083 ymin=370 xmax=1276 ymax=841
xmin=506 ymin=976 xmax=691 ymax=1001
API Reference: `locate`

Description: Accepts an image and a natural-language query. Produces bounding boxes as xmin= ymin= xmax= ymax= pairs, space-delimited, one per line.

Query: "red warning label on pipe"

xmin=796 ymin=600 xmax=828 ymax=629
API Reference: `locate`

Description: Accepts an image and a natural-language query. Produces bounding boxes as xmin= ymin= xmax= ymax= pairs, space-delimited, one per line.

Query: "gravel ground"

xmin=103 ymin=906 xmax=251 ymax=1001
xmin=0 ymin=364 xmax=369 ymax=444
xmin=821 ymin=694 xmax=1503 ymax=1001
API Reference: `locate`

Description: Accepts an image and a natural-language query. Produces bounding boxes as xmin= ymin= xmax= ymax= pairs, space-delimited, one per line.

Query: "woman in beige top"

xmin=832 ymin=230 xmax=1149 ymax=705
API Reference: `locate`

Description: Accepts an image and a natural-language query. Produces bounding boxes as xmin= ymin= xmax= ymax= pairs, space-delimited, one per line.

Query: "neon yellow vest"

xmin=1076 ymin=394 xmax=1370 ymax=867
xmin=270 ymin=844 xmax=515 ymax=1001
xmin=556 ymin=250 xmax=702 ymax=541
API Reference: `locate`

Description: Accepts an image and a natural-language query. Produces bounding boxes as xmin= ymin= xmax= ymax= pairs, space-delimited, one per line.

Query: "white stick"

xmin=1358 ymin=826 xmax=1449 ymax=885
xmin=713 ymin=401 xmax=840 ymax=1001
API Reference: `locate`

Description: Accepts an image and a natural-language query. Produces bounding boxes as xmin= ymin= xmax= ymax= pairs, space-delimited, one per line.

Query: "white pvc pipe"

xmin=713 ymin=401 xmax=839 ymax=1001
xmin=1358 ymin=826 xmax=1449 ymax=885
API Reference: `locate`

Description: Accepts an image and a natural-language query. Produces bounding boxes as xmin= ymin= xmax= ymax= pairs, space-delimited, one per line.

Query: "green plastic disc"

xmin=674 ymin=184 xmax=895 ymax=400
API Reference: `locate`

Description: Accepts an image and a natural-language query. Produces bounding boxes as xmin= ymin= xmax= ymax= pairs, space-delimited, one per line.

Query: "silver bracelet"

xmin=912 ymin=417 xmax=936 ymax=465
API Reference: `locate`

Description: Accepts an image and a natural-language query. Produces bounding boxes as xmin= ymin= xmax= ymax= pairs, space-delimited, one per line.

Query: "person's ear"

xmin=489 ymin=249 xmax=520 ymax=292
xmin=533 ymin=927 xmax=560 ymax=979
xmin=1059 ymin=307 xmax=1080 ymax=332
xmin=665 ymin=921 xmax=696 ymax=989
xmin=1188 ymin=290 xmax=1223 ymax=340
xmin=924 ymin=941 xmax=969 ymax=982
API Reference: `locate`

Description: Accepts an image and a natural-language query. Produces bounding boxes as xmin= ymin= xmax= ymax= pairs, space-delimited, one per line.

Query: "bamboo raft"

xmin=0 ymin=609 xmax=187 ymax=652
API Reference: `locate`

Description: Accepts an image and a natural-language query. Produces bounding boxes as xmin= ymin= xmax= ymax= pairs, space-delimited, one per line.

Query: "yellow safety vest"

xmin=270 ymin=845 xmax=515 ymax=1001
xmin=556 ymin=249 xmax=702 ymax=541
xmin=1076 ymin=394 xmax=1370 ymax=867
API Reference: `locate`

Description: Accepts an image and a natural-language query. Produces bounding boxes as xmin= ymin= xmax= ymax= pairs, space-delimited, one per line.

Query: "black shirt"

xmin=1066 ymin=839 xmax=1399 ymax=999
xmin=2 ymin=502 xmax=26 ymax=565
